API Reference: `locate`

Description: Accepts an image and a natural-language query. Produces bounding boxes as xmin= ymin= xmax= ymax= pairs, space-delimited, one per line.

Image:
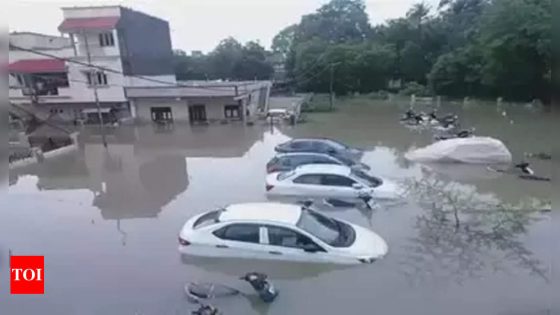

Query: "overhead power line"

xmin=9 ymin=44 xmax=258 ymax=93
xmin=288 ymin=52 xmax=328 ymax=81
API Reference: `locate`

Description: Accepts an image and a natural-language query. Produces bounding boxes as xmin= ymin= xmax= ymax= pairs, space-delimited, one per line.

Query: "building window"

xmin=50 ymin=108 xmax=64 ymax=114
xmin=99 ymin=32 xmax=115 ymax=47
xmin=151 ymin=107 xmax=173 ymax=122
xmin=224 ymin=105 xmax=240 ymax=119
xmin=84 ymin=71 xmax=108 ymax=86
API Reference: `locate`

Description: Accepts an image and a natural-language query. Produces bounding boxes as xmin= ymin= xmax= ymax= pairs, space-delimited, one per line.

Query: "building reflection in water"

xmin=9 ymin=124 xmax=265 ymax=221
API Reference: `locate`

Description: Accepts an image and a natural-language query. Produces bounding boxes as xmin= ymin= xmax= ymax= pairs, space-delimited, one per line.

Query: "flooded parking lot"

xmin=1 ymin=100 xmax=558 ymax=315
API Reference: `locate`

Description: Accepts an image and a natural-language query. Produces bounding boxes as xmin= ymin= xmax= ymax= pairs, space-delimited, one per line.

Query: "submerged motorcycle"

xmin=186 ymin=272 xmax=278 ymax=314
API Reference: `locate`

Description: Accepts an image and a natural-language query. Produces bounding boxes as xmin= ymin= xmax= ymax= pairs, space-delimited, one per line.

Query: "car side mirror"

xmin=352 ymin=183 xmax=364 ymax=190
xmin=327 ymin=149 xmax=337 ymax=154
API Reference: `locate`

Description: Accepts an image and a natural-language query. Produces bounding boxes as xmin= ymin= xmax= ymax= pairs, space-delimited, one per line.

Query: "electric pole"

xmin=83 ymin=31 xmax=107 ymax=148
xmin=329 ymin=63 xmax=335 ymax=110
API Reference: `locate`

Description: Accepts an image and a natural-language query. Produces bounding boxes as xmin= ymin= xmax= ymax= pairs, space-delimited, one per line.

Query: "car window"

xmin=310 ymin=155 xmax=339 ymax=164
xmin=213 ymin=224 xmax=260 ymax=243
xmin=351 ymin=170 xmax=382 ymax=187
xmin=311 ymin=141 xmax=330 ymax=152
xmin=296 ymin=209 xmax=341 ymax=246
xmin=293 ymin=174 xmax=322 ymax=185
xmin=194 ymin=210 xmax=221 ymax=229
xmin=266 ymin=226 xmax=323 ymax=250
xmin=277 ymin=170 xmax=295 ymax=181
xmin=278 ymin=157 xmax=292 ymax=166
xmin=321 ymin=174 xmax=356 ymax=187
xmin=293 ymin=155 xmax=313 ymax=164
xmin=335 ymin=155 xmax=355 ymax=166
xmin=324 ymin=140 xmax=347 ymax=150
xmin=290 ymin=141 xmax=310 ymax=149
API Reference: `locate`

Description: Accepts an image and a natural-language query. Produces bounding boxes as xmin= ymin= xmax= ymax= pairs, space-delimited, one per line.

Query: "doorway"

xmin=189 ymin=104 xmax=207 ymax=123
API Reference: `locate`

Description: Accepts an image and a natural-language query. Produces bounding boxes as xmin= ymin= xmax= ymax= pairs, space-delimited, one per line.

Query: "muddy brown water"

xmin=1 ymin=100 xmax=558 ymax=315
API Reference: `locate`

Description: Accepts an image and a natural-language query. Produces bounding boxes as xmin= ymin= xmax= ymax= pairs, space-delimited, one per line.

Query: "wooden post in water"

xmin=329 ymin=64 xmax=335 ymax=110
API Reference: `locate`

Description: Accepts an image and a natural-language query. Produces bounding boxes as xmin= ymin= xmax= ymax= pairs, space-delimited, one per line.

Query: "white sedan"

xmin=266 ymin=164 xmax=402 ymax=201
xmin=178 ymin=203 xmax=388 ymax=264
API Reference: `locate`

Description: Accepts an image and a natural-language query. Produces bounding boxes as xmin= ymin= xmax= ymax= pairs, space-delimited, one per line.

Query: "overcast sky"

xmin=4 ymin=0 xmax=439 ymax=52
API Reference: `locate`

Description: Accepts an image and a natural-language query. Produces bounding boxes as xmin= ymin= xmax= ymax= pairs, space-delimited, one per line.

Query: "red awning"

xmin=58 ymin=16 xmax=120 ymax=32
xmin=8 ymin=59 xmax=66 ymax=74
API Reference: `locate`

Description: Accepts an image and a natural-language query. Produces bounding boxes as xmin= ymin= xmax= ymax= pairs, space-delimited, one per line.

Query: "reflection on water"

xmin=3 ymin=102 xmax=557 ymax=315
xmin=9 ymin=125 xmax=266 ymax=221
xmin=181 ymin=254 xmax=351 ymax=280
xmin=402 ymin=177 xmax=549 ymax=284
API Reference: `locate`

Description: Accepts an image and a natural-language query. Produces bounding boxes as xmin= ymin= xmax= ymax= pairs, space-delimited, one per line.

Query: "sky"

xmin=3 ymin=0 xmax=439 ymax=53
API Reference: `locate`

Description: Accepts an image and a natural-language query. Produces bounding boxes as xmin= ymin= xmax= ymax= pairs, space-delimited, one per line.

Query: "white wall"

xmin=74 ymin=30 xmax=120 ymax=57
xmin=10 ymin=33 xmax=71 ymax=50
xmin=9 ymin=47 xmax=75 ymax=62
xmin=134 ymin=99 xmax=189 ymax=122
xmin=62 ymin=6 xmax=121 ymax=19
xmin=133 ymin=97 xmax=242 ymax=122
xmin=66 ymin=56 xmax=127 ymax=102
xmin=9 ymin=55 xmax=127 ymax=104
xmin=124 ymin=75 xmax=177 ymax=87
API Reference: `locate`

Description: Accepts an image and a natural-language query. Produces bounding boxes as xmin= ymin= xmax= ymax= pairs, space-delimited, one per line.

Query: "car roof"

xmin=268 ymin=109 xmax=288 ymax=113
xmin=220 ymin=203 xmax=302 ymax=225
xmin=276 ymin=152 xmax=334 ymax=158
xmin=288 ymin=138 xmax=334 ymax=143
xmin=293 ymin=164 xmax=352 ymax=176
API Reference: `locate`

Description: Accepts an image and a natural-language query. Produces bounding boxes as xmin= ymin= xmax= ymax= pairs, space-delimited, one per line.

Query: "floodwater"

xmin=1 ymin=100 xmax=558 ymax=315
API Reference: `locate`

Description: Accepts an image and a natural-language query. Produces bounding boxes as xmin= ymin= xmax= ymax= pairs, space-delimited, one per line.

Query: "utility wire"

xmin=287 ymin=52 xmax=328 ymax=82
xmin=284 ymin=61 xmax=340 ymax=86
xmin=9 ymin=44 xmax=258 ymax=93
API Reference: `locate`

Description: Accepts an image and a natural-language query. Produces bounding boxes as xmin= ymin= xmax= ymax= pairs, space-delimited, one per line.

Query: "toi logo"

xmin=10 ymin=256 xmax=44 ymax=294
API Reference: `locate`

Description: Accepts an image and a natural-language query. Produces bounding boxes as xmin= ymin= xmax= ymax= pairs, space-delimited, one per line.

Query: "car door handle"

xmin=268 ymin=251 xmax=282 ymax=255
xmin=216 ymin=244 xmax=229 ymax=248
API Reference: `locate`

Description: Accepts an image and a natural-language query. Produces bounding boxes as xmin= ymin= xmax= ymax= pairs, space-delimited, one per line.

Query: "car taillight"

xmin=266 ymin=165 xmax=275 ymax=173
xmin=178 ymin=236 xmax=190 ymax=246
xmin=266 ymin=184 xmax=274 ymax=191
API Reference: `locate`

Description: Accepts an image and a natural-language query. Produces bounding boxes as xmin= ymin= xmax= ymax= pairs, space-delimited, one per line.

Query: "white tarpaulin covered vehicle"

xmin=405 ymin=137 xmax=512 ymax=164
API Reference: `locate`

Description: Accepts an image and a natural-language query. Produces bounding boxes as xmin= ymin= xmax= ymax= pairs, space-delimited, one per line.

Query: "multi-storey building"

xmin=8 ymin=5 xmax=271 ymax=125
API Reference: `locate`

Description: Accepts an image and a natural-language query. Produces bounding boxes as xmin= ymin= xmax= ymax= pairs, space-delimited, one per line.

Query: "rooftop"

xmin=8 ymin=59 xmax=66 ymax=74
xmin=220 ymin=203 xmax=302 ymax=225
xmin=59 ymin=16 xmax=120 ymax=32
xmin=125 ymin=81 xmax=271 ymax=99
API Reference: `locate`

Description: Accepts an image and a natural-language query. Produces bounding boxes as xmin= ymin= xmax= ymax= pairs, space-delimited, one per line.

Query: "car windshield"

xmin=352 ymin=170 xmax=382 ymax=187
xmin=335 ymin=155 xmax=356 ymax=166
xmin=296 ymin=208 xmax=341 ymax=246
xmin=324 ymin=140 xmax=348 ymax=151
xmin=277 ymin=170 xmax=295 ymax=181
xmin=194 ymin=210 xmax=222 ymax=228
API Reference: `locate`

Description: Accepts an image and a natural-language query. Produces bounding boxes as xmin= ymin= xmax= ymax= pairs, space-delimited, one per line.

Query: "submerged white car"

xmin=266 ymin=164 xmax=402 ymax=201
xmin=178 ymin=203 xmax=388 ymax=264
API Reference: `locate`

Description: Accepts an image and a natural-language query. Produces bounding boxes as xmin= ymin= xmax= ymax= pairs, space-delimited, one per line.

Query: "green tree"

xmin=272 ymin=0 xmax=551 ymax=102
xmin=208 ymin=37 xmax=244 ymax=80
xmin=271 ymin=24 xmax=297 ymax=58
xmin=233 ymin=41 xmax=274 ymax=80
xmin=294 ymin=0 xmax=371 ymax=44
xmin=478 ymin=0 xmax=551 ymax=101
xmin=429 ymin=46 xmax=484 ymax=97
xmin=173 ymin=50 xmax=210 ymax=81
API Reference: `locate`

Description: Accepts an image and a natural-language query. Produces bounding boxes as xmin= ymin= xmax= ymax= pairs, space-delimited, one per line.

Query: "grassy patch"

xmin=301 ymin=94 xmax=336 ymax=113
